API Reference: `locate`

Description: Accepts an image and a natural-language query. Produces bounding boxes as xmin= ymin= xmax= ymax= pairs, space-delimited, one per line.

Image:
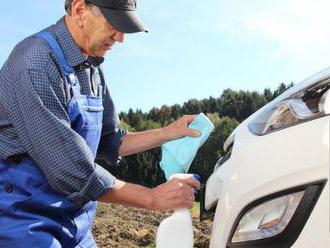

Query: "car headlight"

xmin=228 ymin=180 xmax=326 ymax=247
xmin=231 ymin=191 xmax=304 ymax=243
xmin=249 ymin=78 xmax=330 ymax=135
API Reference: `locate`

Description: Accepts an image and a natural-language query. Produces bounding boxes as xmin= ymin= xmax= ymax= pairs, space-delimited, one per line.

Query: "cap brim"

xmin=99 ymin=8 xmax=147 ymax=33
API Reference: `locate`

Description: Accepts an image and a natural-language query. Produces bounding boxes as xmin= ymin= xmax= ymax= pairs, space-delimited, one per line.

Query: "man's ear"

xmin=70 ymin=0 xmax=88 ymax=28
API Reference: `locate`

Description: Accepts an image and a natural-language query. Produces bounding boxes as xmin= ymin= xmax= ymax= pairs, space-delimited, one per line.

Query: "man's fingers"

xmin=164 ymin=196 xmax=195 ymax=210
xmin=181 ymin=115 xmax=201 ymax=137
xmin=174 ymin=184 xmax=195 ymax=197
xmin=178 ymin=177 xmax=200 ymax=190
xmin=167 ymin=179 xmax=194 ymax=192
xmin=179 ymin=200 xmax=194 ymax=209
xmin=183 ymin=114 xmax=197 ymax=124
xmin=171 ymin=198 xmax=195 ymax=210
xmin=152 ymin=175 xmax=200 ymax=211
xmin=185 ymin=128 xmax=201 ymax=137
xmin=168 ymin=177 xmax=200 ymax=194
xmin=186 ymin=190 xmax=195 ymax=201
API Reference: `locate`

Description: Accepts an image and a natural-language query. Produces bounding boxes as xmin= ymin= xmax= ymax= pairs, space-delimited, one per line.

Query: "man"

xmin=0 ymin=0 xmax=200 ymax=247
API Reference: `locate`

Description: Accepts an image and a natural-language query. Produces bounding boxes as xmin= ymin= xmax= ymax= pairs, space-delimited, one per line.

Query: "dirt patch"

xmin=92 ymin=203 xmax=212 ymax=248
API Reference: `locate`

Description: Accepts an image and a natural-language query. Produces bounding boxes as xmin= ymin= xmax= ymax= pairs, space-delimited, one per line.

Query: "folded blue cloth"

xmin=160 ymin=113 xmax=214 ymax=180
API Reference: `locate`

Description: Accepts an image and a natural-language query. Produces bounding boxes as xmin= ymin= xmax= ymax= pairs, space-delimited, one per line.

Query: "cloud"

xmin=244 ymin=1 xmax=330 ymax=53
xmin=212 ymin=0 xmax=330 ymax=65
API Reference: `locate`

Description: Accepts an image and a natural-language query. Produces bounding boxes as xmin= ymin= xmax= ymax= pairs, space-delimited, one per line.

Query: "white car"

xmin=202 ymin=67 xmax=330 ymax=248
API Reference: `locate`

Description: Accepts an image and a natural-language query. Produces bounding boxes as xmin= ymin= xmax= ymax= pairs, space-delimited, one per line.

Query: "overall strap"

xmin=97 ymin=67 xmax=106 ymax=97
xmin=34 ymin=31 xmax=81 ymax=95
xmin=35 ymin=32 xmax=73 ymax=75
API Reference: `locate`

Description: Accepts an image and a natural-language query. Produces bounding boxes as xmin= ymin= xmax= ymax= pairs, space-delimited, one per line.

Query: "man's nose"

xmin=113 ymin=31 xmax=124 ymax=43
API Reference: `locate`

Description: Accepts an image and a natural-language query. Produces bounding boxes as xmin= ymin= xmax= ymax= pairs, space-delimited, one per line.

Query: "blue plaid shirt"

xmin=0 ymin=17 xmax=127 ymax=206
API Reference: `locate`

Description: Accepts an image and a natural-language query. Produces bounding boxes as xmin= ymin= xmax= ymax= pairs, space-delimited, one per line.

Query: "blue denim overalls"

xmin=0 ymin=32 xmax=104 ymax=247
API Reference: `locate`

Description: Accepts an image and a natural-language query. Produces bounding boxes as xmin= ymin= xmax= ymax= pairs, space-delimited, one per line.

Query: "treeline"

xmin=99 ymin=82 xmax=293 ymax=187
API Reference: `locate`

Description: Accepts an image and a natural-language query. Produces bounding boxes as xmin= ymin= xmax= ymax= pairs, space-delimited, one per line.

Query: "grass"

xmin=191 ymin=201 xmax=200 ymax=218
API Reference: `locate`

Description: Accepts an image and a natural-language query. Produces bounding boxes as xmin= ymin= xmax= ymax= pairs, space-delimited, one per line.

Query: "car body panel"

xmin=206 ymin=68 xmax=330 ymax=248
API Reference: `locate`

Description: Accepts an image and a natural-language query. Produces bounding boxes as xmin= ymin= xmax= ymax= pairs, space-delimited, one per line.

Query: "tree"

xmin=182 ymin=99 xmax=203 ymax=114
xmin=273 ymin=82 xmax=294 ymax=99
xmin=136 ymin=119 xmax=162 ymax=132
xmin=263 ymin=88 xmax=273 ymax=102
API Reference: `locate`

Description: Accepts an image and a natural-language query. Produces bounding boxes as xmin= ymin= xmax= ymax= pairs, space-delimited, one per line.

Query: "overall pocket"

xmin=67 ymin=95 xmax=104 ymax=157
xmin=67 ymin=95 xmax=104 ymax=129
xmin=0 ymin=159 xmax=47 ymax=216
xmin=81 ymin=105 xmax=104 ymax=128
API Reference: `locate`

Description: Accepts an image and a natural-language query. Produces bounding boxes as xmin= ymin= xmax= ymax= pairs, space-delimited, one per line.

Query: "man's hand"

xmin=150 ymin=176 xmax=200 ymax=211
xmin=99 ymin=177 xmax=200 ymax=211
xmin=118 ymin=114 xmax=201 ymax=156
xmin=163 ymin=115 xmax=201 ymax=141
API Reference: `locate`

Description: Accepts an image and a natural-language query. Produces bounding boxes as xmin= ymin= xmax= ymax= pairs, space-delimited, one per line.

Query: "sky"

xmin=1 ymin=0 xmax=330 ymax=112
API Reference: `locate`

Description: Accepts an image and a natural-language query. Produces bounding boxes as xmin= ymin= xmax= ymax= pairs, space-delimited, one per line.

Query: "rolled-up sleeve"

xmin=4 ymin=67 xmax=116 ymax=207
xmin=97 ymin=85 xmax=127 ymax=165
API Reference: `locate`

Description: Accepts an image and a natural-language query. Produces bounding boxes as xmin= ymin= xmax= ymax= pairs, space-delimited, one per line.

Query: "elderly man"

xmin=0 ymin=0 xmax=200 ymax=247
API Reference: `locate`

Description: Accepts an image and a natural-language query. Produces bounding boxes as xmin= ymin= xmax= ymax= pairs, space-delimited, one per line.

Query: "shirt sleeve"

xmin=96 ymin=84 xmax=127 ymax=165
xmin=4 ymin=67 xmax=116 ymax=207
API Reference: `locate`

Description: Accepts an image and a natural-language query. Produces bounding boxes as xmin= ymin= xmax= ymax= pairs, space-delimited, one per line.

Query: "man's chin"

xmin=92 ymin=50 xmax=108 ymax=58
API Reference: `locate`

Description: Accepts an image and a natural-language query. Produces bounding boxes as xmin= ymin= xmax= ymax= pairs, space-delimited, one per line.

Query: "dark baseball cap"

xmin=85 ymin=0 xmax=146 ymax=33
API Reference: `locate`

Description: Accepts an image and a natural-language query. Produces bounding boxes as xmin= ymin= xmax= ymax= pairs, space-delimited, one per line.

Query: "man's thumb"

xmin=187 ymin=128 xmax=200 ymax=137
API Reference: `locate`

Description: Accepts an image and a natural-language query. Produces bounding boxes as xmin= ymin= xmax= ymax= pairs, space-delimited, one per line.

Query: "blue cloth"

xmin=0 ymin=17 xmax=125 ymax=206
xmin=0 ymin=31 xmax=103 ymax=247
xmin=160 ymin=113 xmax=214 ymax=180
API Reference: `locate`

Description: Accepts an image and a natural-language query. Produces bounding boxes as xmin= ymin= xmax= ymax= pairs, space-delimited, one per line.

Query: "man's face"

xmin=82 ymin=5 xmax=124 ymax=57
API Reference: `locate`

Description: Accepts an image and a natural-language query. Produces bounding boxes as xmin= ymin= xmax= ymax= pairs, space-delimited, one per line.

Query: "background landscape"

xmin=100 ymin=83 xmax=293 ymax=186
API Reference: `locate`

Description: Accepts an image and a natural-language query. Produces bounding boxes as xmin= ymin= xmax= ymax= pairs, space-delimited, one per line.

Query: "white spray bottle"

xmin=156 ymin=173 xmax=199 ymax=248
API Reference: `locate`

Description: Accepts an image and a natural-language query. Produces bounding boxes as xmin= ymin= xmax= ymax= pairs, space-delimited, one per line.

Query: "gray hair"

xmin=64 ymin=0 xmax=98 ymax=15
xmin=64 ymin=0 xmax=74 ymax=13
